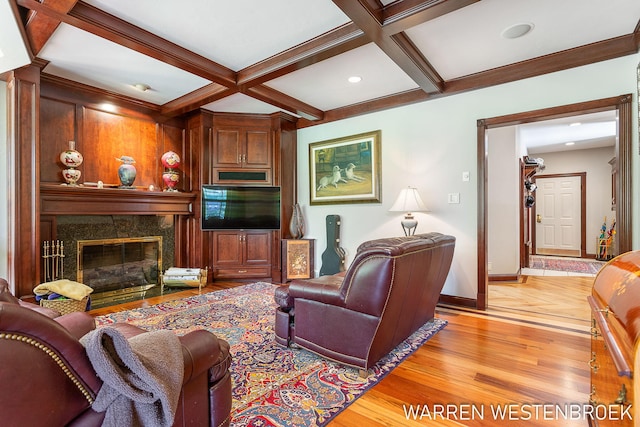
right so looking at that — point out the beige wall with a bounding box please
[487,126,520,275]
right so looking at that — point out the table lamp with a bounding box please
[389,186,427,236]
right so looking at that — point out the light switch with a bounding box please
[448,193,460,204]
[462,171,470,182]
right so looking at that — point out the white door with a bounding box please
[535,176,581,257]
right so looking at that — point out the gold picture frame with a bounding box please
[309,130,382,205]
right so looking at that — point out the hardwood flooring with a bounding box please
[87,276,593,426]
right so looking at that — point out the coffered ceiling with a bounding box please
[3,0,640,128]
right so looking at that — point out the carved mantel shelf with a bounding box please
[40,184,197,216]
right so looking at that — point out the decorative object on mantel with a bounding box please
[42,240,65,282]
[161,150,181,192]
[389,186,428,236]
[288,203,305,238]
[116,155,137,188]
[59,140,83,186]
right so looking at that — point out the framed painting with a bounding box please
[309,130,382,205]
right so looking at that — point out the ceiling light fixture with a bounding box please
[133,83,151,92]
[348,76,362,83]
[569,122,582,127]
[501,23,534,39]
[565,142,576,146]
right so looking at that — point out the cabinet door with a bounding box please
[213,129,242,167]
[212,231,243,265]
[244,231,271,265]
[245,129,271,168]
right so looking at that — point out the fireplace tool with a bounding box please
[42,240,65,282]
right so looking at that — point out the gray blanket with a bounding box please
[81,327,184,427]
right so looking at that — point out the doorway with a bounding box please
[477,94,633,310]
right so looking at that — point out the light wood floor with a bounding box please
[88,276,593,426]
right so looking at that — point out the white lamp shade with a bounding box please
[389,187,427,213]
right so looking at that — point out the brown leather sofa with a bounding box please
[0,290,232,427]
[274,232,455,371]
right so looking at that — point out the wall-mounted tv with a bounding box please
[201,185,281,230]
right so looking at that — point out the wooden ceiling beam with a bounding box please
[237,22,368,89]
[332,0,443,93]
[22,0,79,55]
[161,84,238,117]
[444,34,640,94]
[382,0,479,35]
[16,0,237,87]
[244,85,324,121]
[297,88,429,128]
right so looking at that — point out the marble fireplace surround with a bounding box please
[55,215,175,301]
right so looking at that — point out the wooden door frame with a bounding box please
[531,173,587,259]
[477,94,632,310]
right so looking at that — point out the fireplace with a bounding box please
[77,236,162,306]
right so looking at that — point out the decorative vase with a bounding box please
[162,171,180,191]
[116,156,137,188]
[59,141,83,186]
[161,151,181,192]
[289,203,305,239]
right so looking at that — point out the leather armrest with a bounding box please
[54,311,96,339]
[289,274,345,306]
[106,323,228,386]
[179,330,228,384]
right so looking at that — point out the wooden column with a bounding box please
[7,65,41,297]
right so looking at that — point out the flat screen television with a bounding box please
[201,185,281,230]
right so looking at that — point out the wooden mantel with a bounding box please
[40,184,197,216]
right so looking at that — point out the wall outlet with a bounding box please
[448,193,460,204]
[462,171,470,182]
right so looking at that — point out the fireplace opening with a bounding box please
[78,236,162,307]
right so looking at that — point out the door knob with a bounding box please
[536,214,542,223]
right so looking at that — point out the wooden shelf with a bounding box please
[40,183,197,215]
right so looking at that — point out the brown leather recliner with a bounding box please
[274,232,455,371]
[0,299,232,427]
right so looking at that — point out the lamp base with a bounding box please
[400,216,418,236]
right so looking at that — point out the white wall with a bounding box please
[0,81,8,280]
[487,126,520,275]
[535,146,616,255]
[297,53,639,300]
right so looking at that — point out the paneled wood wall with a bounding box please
[40,80,187,191]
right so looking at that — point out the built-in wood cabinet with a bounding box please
[211,230,272,279]
[193,112,298,282]
[211,124,272,184]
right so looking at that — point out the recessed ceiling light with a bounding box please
[565,142,576,146]
[501,23,534,39]
[569,122,581,127]
[348,76,362,83]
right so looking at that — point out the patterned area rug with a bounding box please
[95,282,447,426]
[529,255,606,274]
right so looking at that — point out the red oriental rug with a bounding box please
[95,282,447,427]
[529,255,606,275]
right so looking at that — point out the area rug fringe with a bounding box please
[96,282,447,427]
